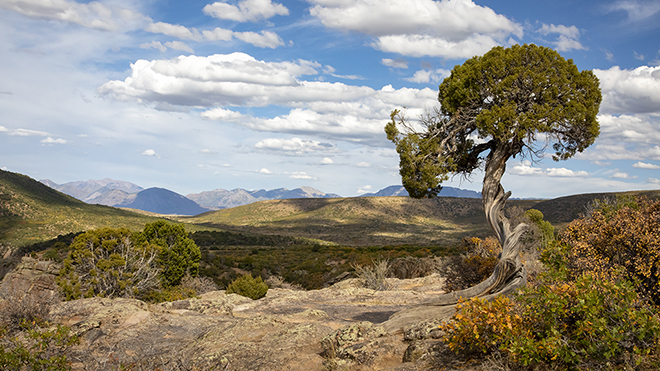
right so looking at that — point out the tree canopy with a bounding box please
[386,44,601,199]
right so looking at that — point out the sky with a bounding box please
[1,0,660,199]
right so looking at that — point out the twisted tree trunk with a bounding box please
[382,142,528,334]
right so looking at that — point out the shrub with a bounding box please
[0,322,79,371]
[351,259,393,291]
[560,197,660,304]
[225,274,268,300]
[0,289,79,371]
[57,228,161,300]
[440,236,660,370]
[440,237,500,292]
[388,256,441,279]
[138,221,202,288]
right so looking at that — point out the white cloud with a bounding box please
[536,24,585,52]
[594,66,660,114]
[611,171,637,179]
[146,22,202,40]
[382,58,408,69]
[140,41,167,52]
[255,137,335,154]
[633,161,660,169]
[164,41,194,53]
[200,149,217,155]
[40,137,67,144]
[233,31,284,48]
[649,177,660,185]
[203,0,289,22]
[0,126,7,132]
[597,114,660,143]
[510,161,588,177]
[321,157,334,164]
[357,162,370,167]
[202,28,233,41]
[0,0,150,32]
[145,22,282,48]
[259,168,272,174]
[404,68,450,84]
[357,185,372,194]
[286,171,316,180]
[607,0,660,22]
[101,53,437,144]
[308,0,522,59]
[142,149,158,156]
[9,128,49,136]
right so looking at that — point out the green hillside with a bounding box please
[180,196,540,246]
[0,170,161,253]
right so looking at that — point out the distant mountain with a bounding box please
[360,185,481,199]
[40,178,143,205]
[187,186,341,210]
[117,187,210,216]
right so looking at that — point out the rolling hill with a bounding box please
[179,196,540,246]
[0,170,161,253]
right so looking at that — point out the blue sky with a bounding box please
[1,0,659,198]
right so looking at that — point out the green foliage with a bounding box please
[524,209,555,249]
[561,197,660,304]
[386,44,601,198]
[57,227,161,300]
[0,321,79,371]
[139,220,201,288]
[225,274,268,300]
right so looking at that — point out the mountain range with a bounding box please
[40,178,481,216]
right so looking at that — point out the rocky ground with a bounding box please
[0,257,466,370]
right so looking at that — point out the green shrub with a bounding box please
[0,322,79,371]
[225,274,268,300]
[139,220,201,288]
[57,228,161,300]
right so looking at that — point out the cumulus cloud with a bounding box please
[146,22,202,40]
[0,0,150,32]
[611,171,637,179]
[255,137,335,154]
[0,126,8,132]
[594,65,660,114]
[597,114,660,143]
[634,161,660,169]
[320,157,334,164]
[510,161,589,177]
[404,68,450,84]
[259,168,272,174]
[649,177,660,185]
[286,171,316,180]
[40,137,67,144]
[101,53,437,144]
[382,58,408,69]
[142,149,158,156]
[203,0,289,22]
[357,162,370,167]
[307,0,522,58]
[536,23,585,52]
[200,149,217,155]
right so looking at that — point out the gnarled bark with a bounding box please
[382,142,528,334]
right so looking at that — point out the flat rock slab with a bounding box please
[44,275,447,370]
